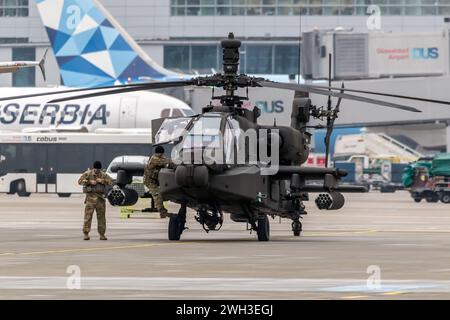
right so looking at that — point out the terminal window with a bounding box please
[0,37,27,44]
[164,44,299,75]
[171,0,450,16]
[0,0,29,17]
[12,47,35,87]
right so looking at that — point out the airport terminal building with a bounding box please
[0,0,450,152]
[0,0,450,87]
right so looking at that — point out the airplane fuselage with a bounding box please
[0,87,193,132]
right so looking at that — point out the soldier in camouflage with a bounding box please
[78,161,113,241]
[144,146,173,218]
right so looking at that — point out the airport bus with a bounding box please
[0,131,152,197]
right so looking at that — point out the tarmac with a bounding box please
[0,191,450,300]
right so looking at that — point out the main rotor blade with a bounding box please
[334,82,345,111]
[304,83,450,106]
[259,81,421,113]
[0,80,193,102]
[49,81,194,103]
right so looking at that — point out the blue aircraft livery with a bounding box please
[35,0,181,87]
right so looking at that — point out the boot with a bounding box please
[83,233,90,241]
[99,235,108,240]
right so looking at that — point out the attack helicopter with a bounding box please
[3,33,450,241]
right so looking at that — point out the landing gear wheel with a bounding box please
[257,215,270,242]
[168,215,185,241]
[168,204,187,241]
[292,220,302,237]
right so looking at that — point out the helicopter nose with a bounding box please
[175,165,209,188]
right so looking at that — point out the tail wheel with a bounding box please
[168,215,185,241]
[257,215,270,242]
[292,220,302,237]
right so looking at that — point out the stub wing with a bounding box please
[0,49,48,80]
[0,61,38,73]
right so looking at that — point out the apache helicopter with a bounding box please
[3,33,450,241]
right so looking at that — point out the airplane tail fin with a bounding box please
[35,0,180,87]
[39,48,49,81]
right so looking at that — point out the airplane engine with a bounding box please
[107,185,139,207]
[315,192,345,211]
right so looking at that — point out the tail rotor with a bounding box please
[324,54,344,168]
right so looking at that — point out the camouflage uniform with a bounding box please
[78,169,113,237]
[143,153,172,216]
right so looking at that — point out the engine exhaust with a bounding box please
[315,192,345,211]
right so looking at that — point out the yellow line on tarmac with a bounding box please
[304,230,379,237]
[382,291,404,296]
[342,295,369,299]
[0,253,14,257]
[378,229,450,234]
[0,243,184,257]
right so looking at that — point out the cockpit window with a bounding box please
[160,108,170,118]
[183,134,221,149]
[224,120,234,164]
[228,117,244,153]
[182,117,222,149]
[172,108,184,117]
[155,117,192,145]
[182,108,195,116]
[190,117,222,135]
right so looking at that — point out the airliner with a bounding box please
[0,87,194,132]
[0,0,195,133]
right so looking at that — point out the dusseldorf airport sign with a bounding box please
[369,32,448,77]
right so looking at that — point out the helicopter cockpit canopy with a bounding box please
[154,117,192,145]
[155,112,250,167]
[182,115,223,150]
[167,113,242,167]
[175,113,251,165]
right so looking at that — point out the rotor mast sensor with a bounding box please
[222,32,241,77]
[220,33,242,106]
